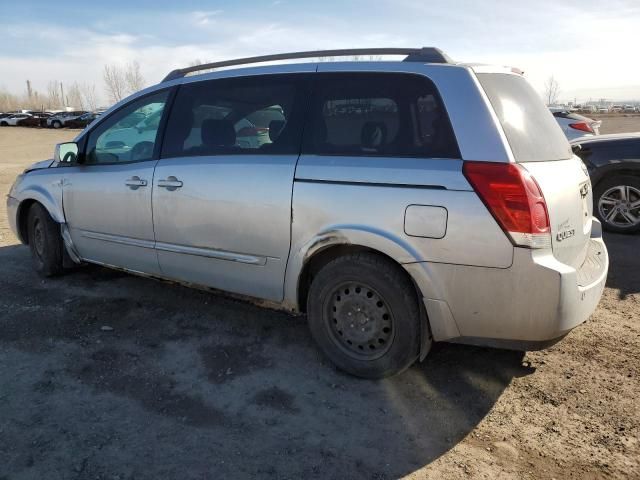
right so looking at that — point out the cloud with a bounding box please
[192,10,223,26]
[2,1,640,105]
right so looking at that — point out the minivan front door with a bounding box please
[63,90,170,274]
[151,73,310,301]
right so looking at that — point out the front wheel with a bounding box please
[307,252,422,379]
[52,120,62,129]
[594,175,640,233]
[0,121,8,126]
[27,203,64,276]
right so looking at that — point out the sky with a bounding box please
[1,0,639,106]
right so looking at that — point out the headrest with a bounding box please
[361,122,387,151]
[268,120,285,142]
[201,119,236,147]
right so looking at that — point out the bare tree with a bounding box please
[47,81,62,109]
[67,83,84,110]
[103,64,127,104]
[80,83,99,111]
[125,60,145,93]
[0,89,19,112]
[544,75,560,106]
[104,61,145,104]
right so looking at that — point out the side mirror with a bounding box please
[55,142,79,164]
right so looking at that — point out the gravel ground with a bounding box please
[0,127,638,479]
[591,114,640,134]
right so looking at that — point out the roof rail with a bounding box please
[162,47,452,82]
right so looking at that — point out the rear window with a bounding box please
[304,73,459,159]
[477,73,572,162]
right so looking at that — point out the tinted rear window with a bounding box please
[477,73,572,162]
[304,73,459,159]
[162,74,305,158]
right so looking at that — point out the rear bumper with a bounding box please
[407,220,609,349]
[6,195,20,241]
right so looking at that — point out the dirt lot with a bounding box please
[592,114,640,134]
[0,127,638,480]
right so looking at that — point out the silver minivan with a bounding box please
[6,48,609,378]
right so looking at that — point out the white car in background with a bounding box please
[549,108,601,141]
[0,113,32,126]
[46,111,87,129]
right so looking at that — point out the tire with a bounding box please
[52,120,62,129]
[0,121,8,126]
[307,252,422,379]
[594,175,640,234]
[27,203,64,277]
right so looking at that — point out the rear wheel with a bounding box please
[594,175,640,233]
[27,203,64,276]
[0,121,8,127]
[52,120,62,129]
[307,252,422,379]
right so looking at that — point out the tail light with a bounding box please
[463,161,551,249]
[569,122,594,134]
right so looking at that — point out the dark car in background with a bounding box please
[65,112,100,129]
[17,112,52,127]
[573,133,640,233]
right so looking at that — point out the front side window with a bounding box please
[161,75,305,158]
[85,90,169,164]
[305,73,459,158]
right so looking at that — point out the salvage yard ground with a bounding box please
[0,125,638,479]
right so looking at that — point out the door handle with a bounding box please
[157,176,183,191]
[125,176,147,189]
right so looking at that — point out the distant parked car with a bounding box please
[17,112,52,127]
[46,111,87,129]
[0,113,32,126]
[597,106,609,113]
[580,105,597,114]
[611,105,623,113]
[572,133,640,233]
[550,109,601,140]
[65,112,101,129]
[623,105,637,113]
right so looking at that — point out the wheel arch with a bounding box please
[285,227,438,358]
[15,191,65,244]
[591,162,640,189]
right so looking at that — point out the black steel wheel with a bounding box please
[326,281,395,360]
[27,203,64,276]
[307,252,423,379]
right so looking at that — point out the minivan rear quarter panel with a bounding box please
[286,66,516,312]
